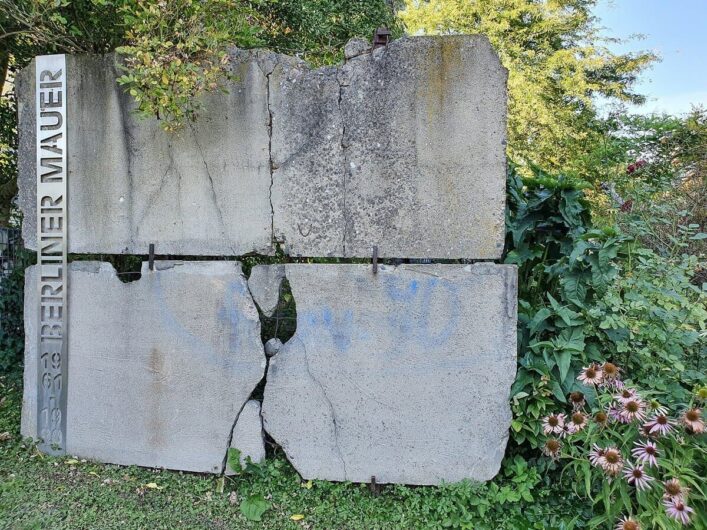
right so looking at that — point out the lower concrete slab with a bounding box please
[22,261,265,473]
[261,263,517,485]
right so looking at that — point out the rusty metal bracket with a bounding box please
[372,27,392,49]
[148,243,155,271]
[369,475,381,496]
[372,245,378,274]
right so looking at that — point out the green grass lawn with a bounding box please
[0,375,588,530]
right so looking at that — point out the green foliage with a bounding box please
[587,109,707,257]
[240,493,270,521]
[505,166,705,452]
[0,251,31,377]
[0,93,17,225]
[258,0,400,65]
[398,0,656,179]
[116,0,264,131]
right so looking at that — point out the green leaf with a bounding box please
[227,448,242,473]
[240,494,269,521]
[554,350,572,381]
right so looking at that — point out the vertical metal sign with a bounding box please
[36,55,68,455]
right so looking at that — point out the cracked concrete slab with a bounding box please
[21,261,265,472]
[262,263,517,485]
[18,51,274,256]
[226,400,266,473]
[270,35,507,258]
[18,35,506,259]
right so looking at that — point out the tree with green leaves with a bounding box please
[398,0,656,179]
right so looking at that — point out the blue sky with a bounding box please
[594,0,707,115]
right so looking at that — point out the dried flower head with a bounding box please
[681,408,704,434]
[577,364,603,385]
[594,410,608,427]
[663,498,694,525]
[569,391,586,410]
[543,438,562,459]
[568,411,588,433]
[615,516,641,530]
[601,447,623,477]
[663,478,689,502]
[644,413,675,436]
[542,413,566,436]
[631,440,659,467]
[602,362,620,380]
[623,462,654,491]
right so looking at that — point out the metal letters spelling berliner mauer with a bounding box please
[35,54,68,455]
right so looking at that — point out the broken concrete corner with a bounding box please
[226,400,266,474]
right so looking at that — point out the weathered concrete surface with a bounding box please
[227,400,266,473]
[269,57,347,257]
[271,35,508,258]
[262,263,517,485]
[18,36,507,259]
[22,261,265,472]
[18,51,273,256]
[248,264,285,317]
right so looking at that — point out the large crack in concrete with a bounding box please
[297,335,348,479]
[337,70,350,257]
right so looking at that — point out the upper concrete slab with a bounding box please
[18,51,274,256]
[22,261,265,472]
[18,36,507,259]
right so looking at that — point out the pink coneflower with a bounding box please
[542,413,566,435]
[568,411,588,433]
[542,438,562,459]
[631,440,659,467]
[663,478,689,502]
[623,462,654,491]
[615,387,639,404]
[577,364,603,385]
[620,398,647,423]
[569,391,586,410]
[600,447,623,477]
[681,408,704,434]
[608,404,623,423]
[589,444,605,467]
[644,413,675,436]
[614,516,641,530]
[663,498,694,525]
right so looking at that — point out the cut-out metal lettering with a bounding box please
[36,54,68,455]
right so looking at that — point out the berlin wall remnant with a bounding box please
[22,261,266,473]
[17,35,507,259]
[19,35,517,485]
[262,263,517,485]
